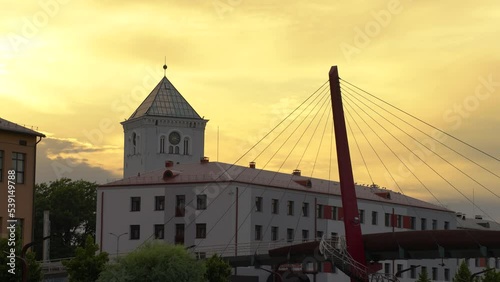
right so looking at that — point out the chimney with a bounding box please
[249,162,256,169]
[201,156,209,164]
[292,169,301,176]
[165,160,174,167]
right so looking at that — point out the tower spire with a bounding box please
[163,56,167,77]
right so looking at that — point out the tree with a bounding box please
[453,260,472,282]
[62,235,109,282]
[34,178,98,259]
[204,254,232,282]
[480,268,500,282]
[97,242,205,282]
[416,267,431,282]
[0,230,42,282]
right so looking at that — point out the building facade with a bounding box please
[0,117,45,243]
[96,73,499,281]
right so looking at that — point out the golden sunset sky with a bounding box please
[1,0,499,220]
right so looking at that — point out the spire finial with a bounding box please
[163,56,167,77]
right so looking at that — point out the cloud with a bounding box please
[36,137,122,184]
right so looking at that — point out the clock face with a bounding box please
[169,132,181,145]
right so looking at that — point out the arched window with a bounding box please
[159,136,165,153]
[183,138,190,155]
[168,145,173,154]
[174,146,180,154]
[132,132,137,155]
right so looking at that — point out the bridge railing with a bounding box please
[39,258,72,274]
[192,237,322,258]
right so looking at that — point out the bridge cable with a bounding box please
[340,79,500,163]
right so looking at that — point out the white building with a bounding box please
[96,73,499,282]
[122,75,207,178]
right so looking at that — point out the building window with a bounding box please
[130,225,140,240]
[0,150,3,182]
[159,136,165,153]
[396,215,402,228]
[444,221,450,230]
[331,232,338,242]
[432,267,438,280]
[475,258,480,267]
[359,209,365,224]
[421,266,427,277]
[15,218,24,241]
[271,226,278,241]
[175,224,184,244]
[154,224,164,239]
[197,194,207,210]
[302,230,309,242]
[174,146,180,154]
[255,197,263,212]
[195,252,206,259]
[255,225,262,241]
[287,228,294,243]
[316,231,323,240]
[302,202,309,217]
[421,218,427,230]
[11,152,25,184]
[287,201,294,216]
[332,206,337,219]
[384,263,391,275]
[372,211,378,225]
[155,196,165,211]
[385,213,391,227]
[317,205,323,219]
[132,132,137,155]
[432,219,438,230]
[131,197,141,212]
[444,268,450,281]
[396,264,403,278]
[183,138,190,155]
[168,145,173,154]
[271,199,279,214]
[410,265,417,279]
[196,224,207,239]
[410,217,416,230]
[176,195,185,217]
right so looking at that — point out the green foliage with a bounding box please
[0,237,21,282]
[416,268,431,282]
[26,251,43,282]
[480,268,500,282]
[453,260,472,282]
[0,231,42,282]
[62,235,109,282]
[204,254,232,282]
[97,242,205,282]
[34,178,98,259]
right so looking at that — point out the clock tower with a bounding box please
[122,70,208,178]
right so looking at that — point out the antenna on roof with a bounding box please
[163,56,167,77]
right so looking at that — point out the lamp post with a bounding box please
[109,232,128,258]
